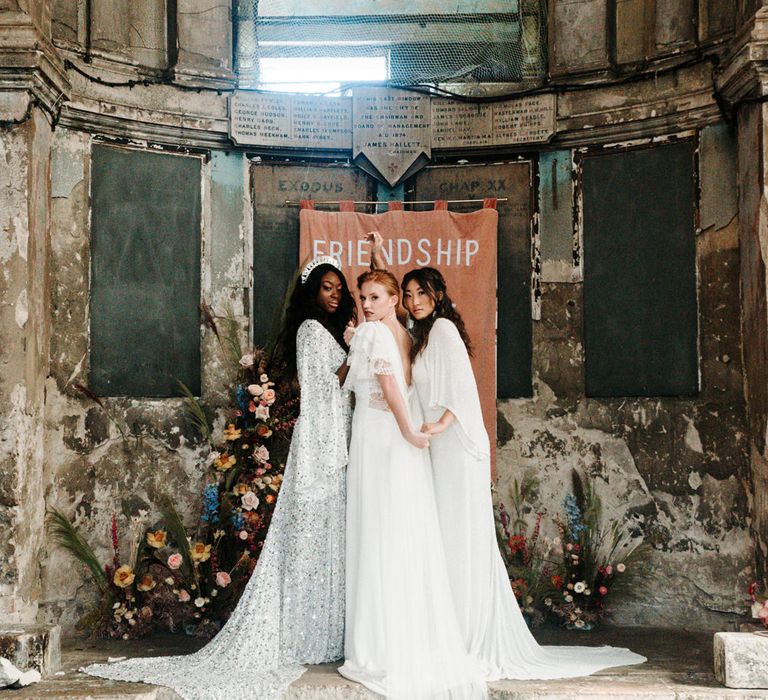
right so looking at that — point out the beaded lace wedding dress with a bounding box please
[339,321,487,699]
[82,319,351,700]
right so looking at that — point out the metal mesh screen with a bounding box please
[235,0,547,91]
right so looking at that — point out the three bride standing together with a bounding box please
[83,233,644,699]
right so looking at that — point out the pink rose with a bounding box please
[616,563,626,573]
[239,530,248,540]
[247,384,263,396]
[599,586,608,596]
[759,602,768,620]
[239,354,255,368]
[178,589,191,602]
[604,565,613,576]
[167,553,183,570]
[216,571,231,588]
[262,389,276,405]
[254,446,270,464]
[242,491,260,511]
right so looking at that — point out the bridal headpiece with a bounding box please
[300,255,341,284]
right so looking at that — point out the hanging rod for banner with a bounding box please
[283,198,508,206]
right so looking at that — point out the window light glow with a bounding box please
[257,56,388,94]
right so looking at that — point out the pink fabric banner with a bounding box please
[299,208,498,456]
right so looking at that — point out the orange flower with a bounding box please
[214,453,236,471]
[256,424,272,439]
[223,424,242,441]
[265,494,276,505]
[190,542,211,562]
[551,575,564,590]
[136,573,156,592]
[113,565,135,588]
[233,483,249,496]
[146,530,167,549]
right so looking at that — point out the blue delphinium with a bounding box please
[231,512,245,530]
[201,483,220,524]
[563,494,586,537]
[236,385,250,413]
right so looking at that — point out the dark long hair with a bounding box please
[401,267,473,362]
[274,264,357,376]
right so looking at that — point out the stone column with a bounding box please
[0,105,53,623]
[718,4,768,582]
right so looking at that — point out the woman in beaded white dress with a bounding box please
[339,270,487,700]
[83,256,356,700]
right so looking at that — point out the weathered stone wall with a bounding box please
[0,109,53,623]
[0,0,765,635]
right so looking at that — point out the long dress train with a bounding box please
[339,320,487,700]
[82,319,351,700]
[413,318,646,680]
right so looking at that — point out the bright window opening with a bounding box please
[257,56,388,94]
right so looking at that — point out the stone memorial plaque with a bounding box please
[230,93,352,149]
[353,87,431,187]
[230,92,292,146]
[431,100,494,149]
[493,94,556,145]
[290,96,352,149]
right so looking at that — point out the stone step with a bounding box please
[0,623,61,678]
[714,631,768,689]
[9,628,768,699]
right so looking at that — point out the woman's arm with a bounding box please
[366,231,387,271]
[336,362,350,384]
[377,373,429,449]
[421,409,455,436]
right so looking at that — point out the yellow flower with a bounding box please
[190,542,211,562]
[214,453,236,471]
[136,573,156,592]
[146,530,167,549]
[113,565,135,588]
[223,424,242,441]
[233,483,249,496]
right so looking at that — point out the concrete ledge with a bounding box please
[714,631,768,689]
[0,624,61,677]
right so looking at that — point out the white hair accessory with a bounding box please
[300,255,341,284]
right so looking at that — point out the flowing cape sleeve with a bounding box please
[292,319,350,494]
[343,321,396,392]
[421,318,490,460]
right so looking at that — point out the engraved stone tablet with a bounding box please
[493,94,556,145]
[431,100,494,149]
[352,87,431,187]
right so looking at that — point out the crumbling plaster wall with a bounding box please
[37,130,253,630]
[0,109,53,623]
[0,0,762,633]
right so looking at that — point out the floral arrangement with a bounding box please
[50,319,300,640]
[547,471,644,630]
[494,477,559,627]
[748,581,768,627]
[494,470,646,630]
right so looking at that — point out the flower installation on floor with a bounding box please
[49,318,300,640]
[495,471,647,630]
[748,580,768,628]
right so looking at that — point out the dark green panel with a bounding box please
[90,145,201,397]
[410,162,532,398]
[582,141,698,397]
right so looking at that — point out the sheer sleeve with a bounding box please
[422,318,490,460]
[343,322,398,393]
[291,320,351,495]
[296,319,342,398]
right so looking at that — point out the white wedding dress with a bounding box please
[413,318,646,680]
[82,319,351,700]
[339,321,487,700]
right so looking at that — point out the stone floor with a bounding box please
[9,627,768,699]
